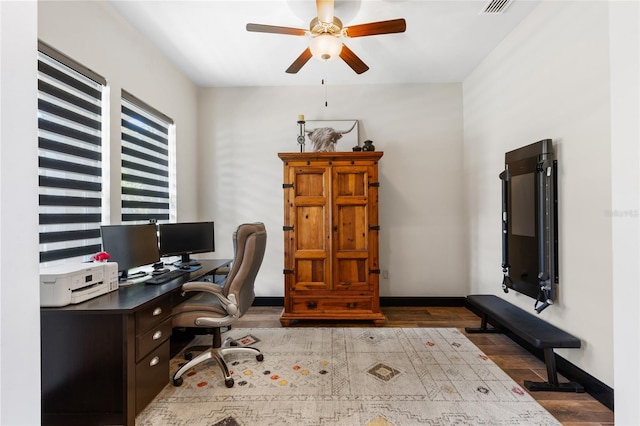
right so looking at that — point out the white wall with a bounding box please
[609,1,640,423]
[197,84,466,298]
[0,2,41,424]
[463,0,615,388]
[38,0,201,222]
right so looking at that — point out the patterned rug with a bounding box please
[137,328,560,425]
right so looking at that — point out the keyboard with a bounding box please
[118,274,152,286]
[145,268,189,285]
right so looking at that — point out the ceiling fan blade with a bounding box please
[286,48,313,74]
[246,23,306,36]
[339,44,369,74]
[343,19,407,38]
[316,0,335,23]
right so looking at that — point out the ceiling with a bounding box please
[109,0,540,87]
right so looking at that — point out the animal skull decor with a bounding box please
[306,121,358,152]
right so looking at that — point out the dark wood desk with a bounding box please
[41,259,231,426]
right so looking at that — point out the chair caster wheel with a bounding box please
[172,377,183,387]
[225,378,234,388]
[256,354,264,362]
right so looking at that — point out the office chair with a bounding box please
[171,222,267,388]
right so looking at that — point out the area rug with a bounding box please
[136,328,560,426]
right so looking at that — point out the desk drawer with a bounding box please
[136,340,170,415]
[136,296,171,334]
[136,317,172,362]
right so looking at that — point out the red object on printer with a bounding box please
[92,251,110,262]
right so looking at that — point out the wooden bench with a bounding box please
[466,294,584,392]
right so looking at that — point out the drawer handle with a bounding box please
[152,307,162,316]
[152,330,163,340]
[149,356,160,367]
[306,301,318,310]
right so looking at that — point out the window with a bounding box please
[37,41,107,265]
[120,91,175,224]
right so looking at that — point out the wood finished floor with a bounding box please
[234,305,614,426]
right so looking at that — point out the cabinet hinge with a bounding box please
[283,269,294,274]
[283,226,294,231]
[369,225,380,231]
[369,182,380,187]
[282,183,294,189]
[369,269,381,274]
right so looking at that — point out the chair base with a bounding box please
[172,335,263,388]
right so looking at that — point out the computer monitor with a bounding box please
[100,223,160,281]
[158,221,215,267]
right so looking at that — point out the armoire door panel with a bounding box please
[295,206,327,250]
[335,258,370,291]
[294,167,327,197]
[293,256,328,290]
[334,167,368,197]
[335,205,368,251]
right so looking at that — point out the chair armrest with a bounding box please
[181,281,238,316]
[182,281,224,294]
[214,266,230,275]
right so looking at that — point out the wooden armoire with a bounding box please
[278,151,385,326]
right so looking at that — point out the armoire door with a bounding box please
[331,164,376,293]
[284,165,331,292]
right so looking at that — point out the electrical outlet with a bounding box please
[382,270,389,279]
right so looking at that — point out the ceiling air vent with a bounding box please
[481,0,514,14]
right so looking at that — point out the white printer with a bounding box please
[40,262,119,307]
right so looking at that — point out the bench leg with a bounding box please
[524,348,584,392]
[465,313,503,334]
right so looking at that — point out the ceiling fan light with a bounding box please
[310,34,342,62]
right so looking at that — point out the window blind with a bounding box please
[37,41,107,265]
[120,91,175,224]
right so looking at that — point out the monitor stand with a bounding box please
[175,254,201,268]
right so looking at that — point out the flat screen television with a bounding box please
[100,223,160,281]
[500,139,558,313]
[158,221,215,267]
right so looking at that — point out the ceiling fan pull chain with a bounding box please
[322,78,328,107]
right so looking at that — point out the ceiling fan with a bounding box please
[246,0,406,75]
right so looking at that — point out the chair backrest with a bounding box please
[223,222,267,316]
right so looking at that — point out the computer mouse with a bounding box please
[179,265,191,270]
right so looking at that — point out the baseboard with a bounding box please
[252,296,467,307]
[253,297,284,306]
[380,297,467,307]
[556,353,614,410]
